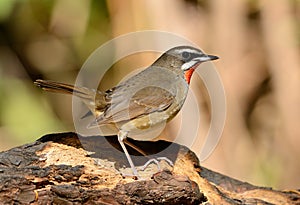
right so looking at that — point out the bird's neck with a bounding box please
[184,68,195,84]
[184,62,202,84]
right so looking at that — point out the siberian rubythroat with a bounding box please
[35,46,219,176]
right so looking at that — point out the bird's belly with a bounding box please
[95,124,119,136]
[125,121,167,141]
[120,108,179,141]
[94,98,184,141]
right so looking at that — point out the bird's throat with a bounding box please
[184,68,195,84]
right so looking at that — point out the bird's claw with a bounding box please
[138,157,174,171]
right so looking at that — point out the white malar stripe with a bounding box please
[181,60,198,71]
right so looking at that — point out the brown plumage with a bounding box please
[35,46,219,177]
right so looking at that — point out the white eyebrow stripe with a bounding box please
[173,48,202,55]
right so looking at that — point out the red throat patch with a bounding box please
[184,68,195,84]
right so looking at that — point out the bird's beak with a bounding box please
[196,55,219,62]
[181,54,219,71]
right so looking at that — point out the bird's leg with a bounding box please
[124,139,147,156]
[118,131,139,177]
[124,139,174,172]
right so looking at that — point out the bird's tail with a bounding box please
[34,79,95,99]
[34,79,106,114]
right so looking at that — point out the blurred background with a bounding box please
[0,0,299,189]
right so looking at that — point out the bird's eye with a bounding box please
[182,51,190,59]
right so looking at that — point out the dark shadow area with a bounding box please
[37,132,180,169]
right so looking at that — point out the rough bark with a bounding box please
[0,132,299,204]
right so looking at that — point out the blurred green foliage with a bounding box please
[0,77,65,143]
[0,0,111,150]
[0,0,17,22]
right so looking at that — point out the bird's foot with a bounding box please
[138,157,174,172]
[118,157,174,180]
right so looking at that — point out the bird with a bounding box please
[34,45,219,177]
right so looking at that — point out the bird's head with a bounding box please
[153,46,219,84]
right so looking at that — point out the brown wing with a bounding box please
[93,86,175,125]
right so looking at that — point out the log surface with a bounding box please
[0,132,299,204]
